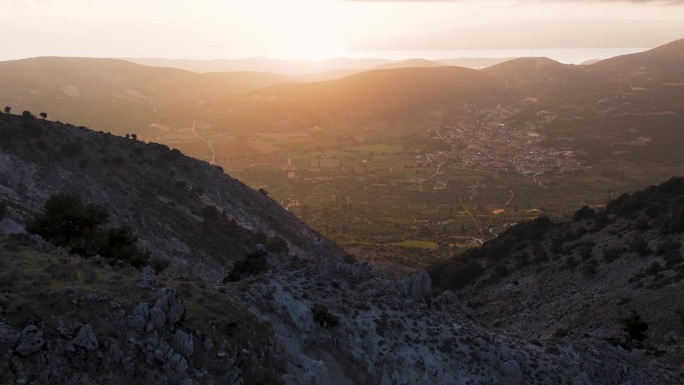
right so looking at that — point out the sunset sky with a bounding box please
[2,0,683,62]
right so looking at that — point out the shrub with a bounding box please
[0,201,7,221]
[603,248,623,264]
[574,206,596,222]
[27,193,146,265]
[624,311,648,342]
[201,205,219,222]
[224,251,268,282]
[582,259,599,277]
[266,235,289,253]
[311,304,339,328]
[629,238,651,257]
[27,193,108,249]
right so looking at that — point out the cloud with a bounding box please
[342,0,684,3]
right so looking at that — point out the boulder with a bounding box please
[500,359,522,385]
[16,325,44,356]
[399,270,432,303]
[173,329,194,359]
[316,257,335,280]
[136,266,157,288]
[153,288,186,325]
[69,323,99,351]
[0,323,20,343]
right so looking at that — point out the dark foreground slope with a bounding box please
[0,113,335,279]
[430,177,684,366]
[0,115,680,384]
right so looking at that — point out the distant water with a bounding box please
[346,47,650,65]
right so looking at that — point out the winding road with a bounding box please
[190,120,216,164]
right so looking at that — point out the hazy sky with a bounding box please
[1,0,683,61]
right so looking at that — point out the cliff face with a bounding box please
[0,115,679,384]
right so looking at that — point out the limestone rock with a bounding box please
[149,306,167,330]
[0,323,20,343]
[153,288,186,325]
[315,257,335,280]
[500,359,522,385]
[136,266,157,288]
[399,270,432,303]
[16,325,44,356]
[69,323,99,351]
[173,329,194,359]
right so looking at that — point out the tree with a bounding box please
[39,112,47,120]
[27,193,108,248]
[0,201,7,221]
[574,205,596,222]
[624,311,649,343]
[3,106,10,114]
[21,110,34,119]
[130,133,137,140]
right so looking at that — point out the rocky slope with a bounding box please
[0,113,338,280]
[0,115,681,384]
[431,177,684,368]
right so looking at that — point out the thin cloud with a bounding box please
[342,0,684,3]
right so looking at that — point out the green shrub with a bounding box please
[624,311,648,342]
[629,238,651,257]
[266,235,289,253]
[311,304,339,328]
[0,201,7,221]
[602,248,624,264]
[582,259,599,277]
[574,206,595,222]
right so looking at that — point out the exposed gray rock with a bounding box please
[107,339,124,365]
[0,323,20,343]
[399,270,432,303]
[68,324,99,351]
[153,288,186,325]
[136,266,158,288]
[500,359,522,385]
[203,337,214,352]
[315,257,335,280]
[173,330,194,359]
[149,306,167,330]
[15,325,44,356]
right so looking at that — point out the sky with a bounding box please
[1,0,683,62]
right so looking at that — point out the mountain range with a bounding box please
[3,39,682,168]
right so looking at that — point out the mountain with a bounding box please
[295,58,445,82]
[0,112,328,280]
[429,177,684,366]
[593,38,684,79]
[174,66,501,132]
[0,114,679,384]
[124,57,392,76]
[0,57,293,135]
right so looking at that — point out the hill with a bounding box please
[0,114,679,384]
[0,57,292,135]
[429,177,684,366]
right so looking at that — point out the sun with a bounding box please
[234,0,351,60]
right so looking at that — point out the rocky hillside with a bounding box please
[430,177,684,367]
[0,113,338,280]
[0,114,681,384]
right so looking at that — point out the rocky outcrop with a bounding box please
[399,270,432,304]
[130,288,186,333]
[68,324,99,351]
[15,325,44,356]
[135,266,157,288]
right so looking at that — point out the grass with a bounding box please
[391,239,438,250]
